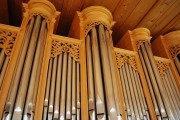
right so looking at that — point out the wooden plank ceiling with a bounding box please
[0,0,180,45]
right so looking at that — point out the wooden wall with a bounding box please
[0,0,179,44]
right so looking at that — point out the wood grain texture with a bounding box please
[0,0,179,44]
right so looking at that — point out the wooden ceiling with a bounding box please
[0,0,180,44]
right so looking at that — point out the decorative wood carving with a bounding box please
[0,28,18,56]
[51,39,80,61]
[163,31,180,59]
[78,6,115,36]
[154,56,170,77]
[22,0,60,27]
[115,50,137,71]
[130,28,152,50]
[155,60,169,77]
[169,45,180,59]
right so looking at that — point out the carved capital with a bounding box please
[23,0,60,25]
[51,39,80,61]
[164,30,180,59]
[0,27,18,56]
[130,28,152,50]
[78,6,115,36]
[115,51,137,70]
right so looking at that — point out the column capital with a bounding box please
[23,0,60,25]
[78,6,115,36]
[164,30,180,48]
[130,28,152,42]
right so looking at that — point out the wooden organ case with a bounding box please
[0,0,179,120]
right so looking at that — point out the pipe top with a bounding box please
[130,28,152,42]
[79,6,115,35]
[24,0,59,22]
[164,30,180,47]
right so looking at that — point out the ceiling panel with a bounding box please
[0,0,179,44]
[112,0,157,43]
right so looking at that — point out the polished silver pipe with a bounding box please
[133,70,148,116]
[12,16,42,120]
[44,59,53,107]
[125,62,138,119]
[167,67,180,100]
[72,59,76,118]
[174,56,180,73]
[60,52,68,119]
[130,67,143,119]
[77,62,80,120]
[4,17,35,119]
[53,54,63,119]
[23,20,47,119]
[119,67,129,114]
[140,44,166,117]
[43,59,53,120]
[105,29,121,119]
[48,56,57,120]
[66,54,72,119]
[85,34,96,119]
[163,73,179,119]
[0,56,9,88]
[122,63,134,117]
[90,27,106,119]
[143,42,174,119]
[98,24,117,119]
[138,49,160,116]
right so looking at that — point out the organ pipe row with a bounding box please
[0,1,180,120]
[43,52,81,120]
[85,25,121,120]
[115,50,150,120]
[3,15,47,120]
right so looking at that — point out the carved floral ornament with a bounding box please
[163,30,180,59]
[115,51,138,71]
[169,45,180,59]
[155,60,169,77]
[51,39,80,62]
[78,6,115,36]
[0,28,18,56]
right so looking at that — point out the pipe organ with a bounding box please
[0,0,179,120]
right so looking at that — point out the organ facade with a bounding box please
[0,0,179,120]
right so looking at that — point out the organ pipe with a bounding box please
[174,56,180,74]
[117,59,151,120]
[90,27,106,119]
[98,24,117,119]
[105,30,121,119]
[60,52,68,119]
[86,34,96,119]
[66,54,72,119]
[1,2,180,120]
[54,54,62,119]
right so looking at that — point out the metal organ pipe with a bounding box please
[90,27,106,119]
[98,24,117,120]
[86,34,96,119]
[72,59,77,119]
[2,15,48,120]
[60,52,68,120]
[174,56,180,74]
[105,29,121,119]
[54,54,63,119]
